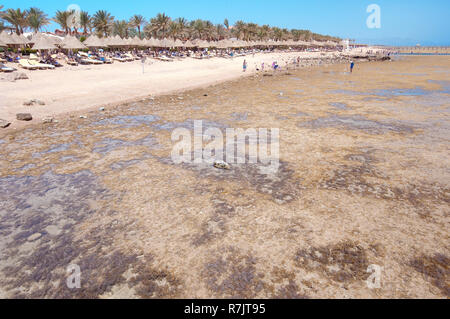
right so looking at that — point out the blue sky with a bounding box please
[2,0,449,45]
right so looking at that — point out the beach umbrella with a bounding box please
[143,37,156,47]
[173,39,184,48]
[183,40,196,48]
[215,39,228,49]
[0,38,7,48]
[159,38,173,48]
[60,35,86,50]
[32,37,57,50]
[28,32,62,45]
[10,33,28,46]
[83,35,105,48]
[131,36,143,47]
[0,31,19,45]
[195,40,211,48]
[312,40,325,47]
[106,35,122,47]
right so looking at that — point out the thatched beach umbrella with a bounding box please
[143,37,156,47]
[28,32,62,46]
[195,40,211,49]
[83,35,105,48]
[0,38,7,48]
[107,35,125,48]
[0,31,19,45]
[130,36,143,47]
[183,40,196,48]
[32,37,57,50]
[159,38,174,48]
[173,39,184,48]
[59,35,86,50]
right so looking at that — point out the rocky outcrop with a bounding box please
[16,113,33,121]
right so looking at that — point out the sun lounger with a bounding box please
[124,53,139,61]
[113,57,128,62]
[157,56,174,62]
[29,53,40,61]
[18,59,39,70]
[0,63,15,72]
[28,60,56,69]
[65,58,78,66]
[99,57,113,64]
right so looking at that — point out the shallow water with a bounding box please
[0,56,449,299]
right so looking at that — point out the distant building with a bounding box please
[341,39,350,51]
[54,29,66,37]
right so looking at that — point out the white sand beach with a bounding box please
[0,48,383,129]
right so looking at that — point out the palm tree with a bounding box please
[53,10,71,34]
[174,17,189,40]
[191,19,204,40]
[113,20,129,38]
[2,8,28,34]
[168,21,181,40]
[27,7,49,33]
[92,10,114,37]
[149,13,170,39]
[130,14,145,38]
[216,24,226,40]
[233,20,246,40]
[79,11,91,35]
[224,18,229,30]
[203,21,215,41]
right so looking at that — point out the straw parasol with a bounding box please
[0,38,7,48]
[59,35,86,50]
[32,36,57,50]
[28,32,62,46]
[158,38,173,48]
[173,39,184,48]
[0,31,19,45]
[83,35,105,48]
[194,40,211,48]
[183,40,196,48]
[10,33,28,46]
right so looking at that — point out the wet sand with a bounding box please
[0,56,449,298]
[0,50,361,129]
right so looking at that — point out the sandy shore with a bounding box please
[0,55,448,298]
[0,49,382,130]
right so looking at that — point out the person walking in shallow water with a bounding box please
[350,61,355,73]
[243,59,248,72]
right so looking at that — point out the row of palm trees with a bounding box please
[0,5,340,43]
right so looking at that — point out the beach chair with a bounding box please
[65,58,79,66]
[113,56,128,62]
[28,59,56,70]
[29,53,40,61]
[18,59,39,70]
[124,53,138,61]
[0,63,16,72]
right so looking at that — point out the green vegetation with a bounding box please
[0,5,340,42]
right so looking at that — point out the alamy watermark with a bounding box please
[171,121,280,174]
[366,264,382,289]
[66,264,81,289]
[366,4,381,29]
[66,4,82,31]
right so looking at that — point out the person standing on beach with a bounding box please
[350,61,355,73]
[243,59,248,72]
[141,56,147,74]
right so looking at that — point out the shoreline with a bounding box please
[0,49,386,136]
